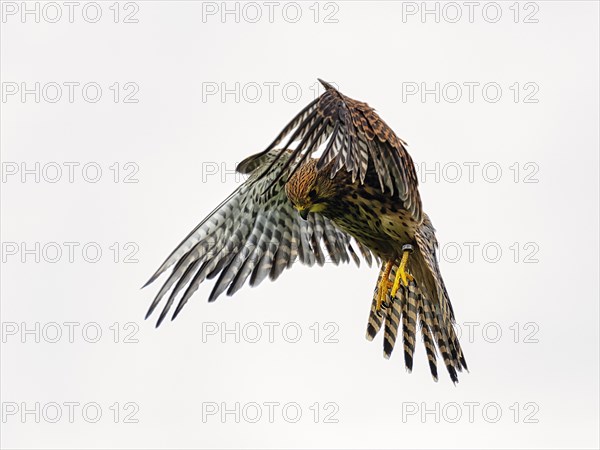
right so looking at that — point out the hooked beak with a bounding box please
[297,207,310,220]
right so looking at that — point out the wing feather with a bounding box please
[145,151,373,326]
[258,79,422,222]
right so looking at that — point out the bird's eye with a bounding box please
[308,189,318,200]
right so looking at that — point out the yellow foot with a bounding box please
[390,245,415,298]
[375,261,393,311]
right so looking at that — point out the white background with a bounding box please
[1,1,599,449]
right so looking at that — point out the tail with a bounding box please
[366,215,467,383]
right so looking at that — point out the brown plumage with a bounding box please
[145,79,467,383]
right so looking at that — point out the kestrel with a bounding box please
[145,79,467,382]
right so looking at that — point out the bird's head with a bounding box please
[284,159,336,220]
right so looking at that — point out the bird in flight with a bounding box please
[145,79,467,382]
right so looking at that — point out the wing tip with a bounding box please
[141,273,159,289]
[144,308,154,321]
[155,308,169,328]
[317,78,335,91]
[145,299,159,321]
[171,302,185,321]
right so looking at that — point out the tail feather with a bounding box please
[402,281,418,372]
[383,279,402,359]
[366,269,386,341]
[365,251,467,382]
[443,308,468,372]
[417,295,439,381]
[427,302,459,383]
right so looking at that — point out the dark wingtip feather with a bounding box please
[171,300,186,321]
[145,293,163,321]
[207,286,221,302]
[142,273,159,289]
[317,78,335,90]
[155,305,170,328]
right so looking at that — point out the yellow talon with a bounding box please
[375,261,393,311]
[390,246,415,298]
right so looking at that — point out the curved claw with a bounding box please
[390,248,415,298]
[400,269,415,288]
[375,261,393,311]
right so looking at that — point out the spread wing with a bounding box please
[144,151,374,327]
[244,79,422,222]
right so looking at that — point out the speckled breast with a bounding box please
[324,180,419,260]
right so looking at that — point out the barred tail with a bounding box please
[380,267,420,372]
[402,280,418,371]
[365,265,421,371]
[365,256,467,383]
[418,297,439,381]
[366,268,387,341]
